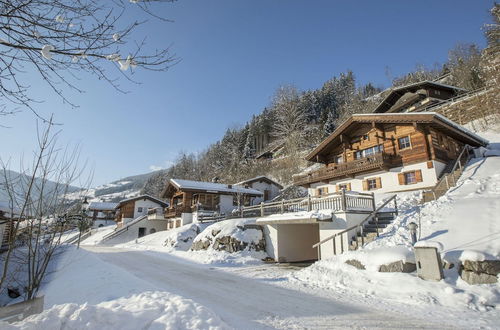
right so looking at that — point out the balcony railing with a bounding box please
[293,152,392,186]
[239,190,375,218]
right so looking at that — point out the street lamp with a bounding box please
[408,222,418,245]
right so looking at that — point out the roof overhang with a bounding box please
[305,113,488,162]
[373,81,467,113]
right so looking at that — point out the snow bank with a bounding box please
[344,246,415,272]
[292,251,500,313]
[459,250,487,262]
[80,226,115,246]
[3,291,228,330]
[115,223,209,252]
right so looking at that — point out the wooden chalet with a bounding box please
[160,179,263,225]
[293,112,487,194]
[114,195,168,225]
[373,81,466,114]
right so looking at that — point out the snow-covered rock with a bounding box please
[191,218,266,254]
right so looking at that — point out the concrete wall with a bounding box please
[309,160,445,196]
[318,212,370,259]
[104,218,168,245]
[263,224,278,261]
[181,213,193,226]
[263,223,319,262]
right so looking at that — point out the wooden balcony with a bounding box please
[164,206,191,218]
[293,152,393,186]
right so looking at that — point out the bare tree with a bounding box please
[0,117,89,302]
[0,0,178,120]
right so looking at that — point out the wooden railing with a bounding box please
[312,194,398,258]
[239,190,375,218]
[422,145,471,203]
[293,152,392,186]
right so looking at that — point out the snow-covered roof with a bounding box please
[88,202,118,211]
[115,195,168,209]
[234,176,283,189]
[170,179,263,196]
[373,81,467,113]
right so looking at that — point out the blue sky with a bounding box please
[0,0,494,186]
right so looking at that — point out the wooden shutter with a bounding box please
[398,173,405,185]
[415,170,423,182]
[427,161,434,169]
[347,183,351,191]
[325,187,330,194]
[362,180,368,191]
[375,177,382,189]
[335,185,339,192]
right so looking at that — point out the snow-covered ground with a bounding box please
[4,129,499,329]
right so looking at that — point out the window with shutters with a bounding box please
[398,136,411,150]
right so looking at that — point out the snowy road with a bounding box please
[83,246,450,329]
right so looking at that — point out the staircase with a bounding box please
[349,210,397,250]
[312,195,398,258]
[421,145,472,203]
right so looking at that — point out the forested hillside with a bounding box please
[142,4,499,198]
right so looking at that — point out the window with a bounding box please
[335,155,344,164]
[405,171,417,184]
[338,184,349,191]
[367,179,377,190]
[354,145,383,159]
[317,187,328,196]
[137,207,143,213]
[398,136,411,150]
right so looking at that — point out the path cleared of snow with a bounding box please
[80,246,446,329]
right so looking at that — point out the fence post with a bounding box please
[341,189,347,211]
[307,195,312,212]
[370,192,376,211]
[260,202,264,217]
[281,199,285,213]
[393,197,398,215]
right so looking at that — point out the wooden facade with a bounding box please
[160,179,263,219]
[294,113,487,187]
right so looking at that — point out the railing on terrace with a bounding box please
[422,144,472,203]
[312,194,398,258]
[239,189,375,218]
[293,152,392,186]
